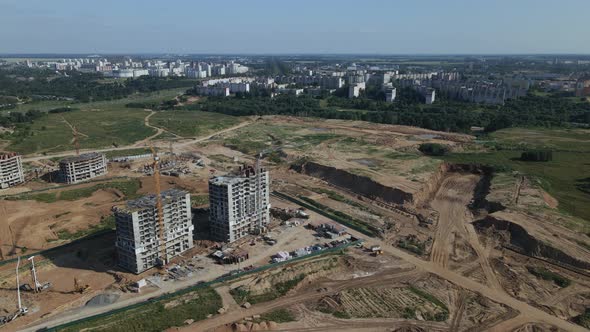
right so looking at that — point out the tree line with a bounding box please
[0,69,197,102]
[184,93,590,133]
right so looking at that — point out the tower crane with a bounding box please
[149,145,167,266]
[73,125,80,156]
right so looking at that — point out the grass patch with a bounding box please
[149,110,241,137]
[259,309,296,323]
[574,308,590,329]
[59,286,222,332]
[224,137,268,155]
[55,215,115,241]
[8,178,141,202]
[6,108,156,154]
[191,194,209,206]
[333,311,351,319]
[526,266,571,287]
[407,286,449,321]
[230,274,305,305]
[443,127,590,223]
[397,236,426,256]
[407,286,449,311]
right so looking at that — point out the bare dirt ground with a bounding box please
[3,116,590,331]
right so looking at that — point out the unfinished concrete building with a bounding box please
[58,152,107,184]
[114,189,194,274]
[209,163,270,243]
[0,152,25,189]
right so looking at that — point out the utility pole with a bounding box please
[16,257,22,312]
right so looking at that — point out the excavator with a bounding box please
[73,277,91,294]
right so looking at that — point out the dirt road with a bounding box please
[430,173,503,291]
[178,227,586,332]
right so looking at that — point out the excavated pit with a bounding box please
[291,161,414,205]
[291,160,502,213]
[474,215,590,271]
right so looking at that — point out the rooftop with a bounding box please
[115,189,188,214]
[60,152,105,164]
[0,152,19,160]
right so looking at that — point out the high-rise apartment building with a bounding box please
[59,153,107,184]
[0,152,24,189]
[208,164,270,243]
[114,189,194,274]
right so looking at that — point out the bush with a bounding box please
[520,150,553,162]
[418,143,449,156]
[260,309,295,323]
[48,107,76,113]
[526,266,570,287]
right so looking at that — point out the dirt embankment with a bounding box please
[474,215,590,271]
[291,161,414,205]
[413,162,450,207]
[413,162,500,211]
[238,255,341,295]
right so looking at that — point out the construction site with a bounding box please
[0,115,590,331]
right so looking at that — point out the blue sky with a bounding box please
[1,0,588,54]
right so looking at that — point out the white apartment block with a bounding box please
[195,86,230,97]
[59,152,108,184]
[114,189,194,274]
[209,165,270,243]
[385,88,397,103]
[425,88,436,104]
[0,153,25,189]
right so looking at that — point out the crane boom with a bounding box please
[149,145,167,266]
[73,125,80,156]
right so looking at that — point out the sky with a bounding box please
[1,0,589,54]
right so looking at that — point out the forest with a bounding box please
[187,92,590,133]
[0,68,196,102]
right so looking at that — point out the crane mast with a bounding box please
[73,125,80,156]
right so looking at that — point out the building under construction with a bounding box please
[209,163,270,243]
[114,189,194,274]
[0,153,24,189]
[58,152,107,184]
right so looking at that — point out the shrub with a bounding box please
[520,150,553,162]
[418,143,449,156]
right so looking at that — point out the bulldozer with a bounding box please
[73,277,91,294]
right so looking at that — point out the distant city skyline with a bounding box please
[1,0,589,54]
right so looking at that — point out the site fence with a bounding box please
[271,190,378,237]
[47,239,362,331]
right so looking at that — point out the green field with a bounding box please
[59,287,222,332]
[6,88,186,114]
[1,88,196,154]
[149,110,242,137]
[6,108,155,154]
[443,127,590,223]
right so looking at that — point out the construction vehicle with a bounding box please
[370,245,383,256]
[73,277,91,294]
[149,145,168,267]
[26,256,51,292]
[3,257,29,325]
